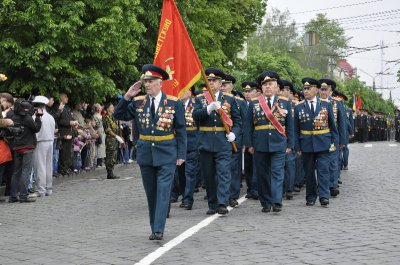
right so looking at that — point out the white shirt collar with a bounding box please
[308,96,317,103]
[215,91,220,100]
[265,95,275,102]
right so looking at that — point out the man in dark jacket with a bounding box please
[9,99,42,203]
[57,93,78,175]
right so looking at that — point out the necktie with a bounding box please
[267,97,272,109]
[151,97,155,118]
[310,101,314,115]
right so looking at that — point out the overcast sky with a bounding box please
[267,0,400,107]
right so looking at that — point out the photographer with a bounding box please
[8,99,42,203]
[32,96,55,197]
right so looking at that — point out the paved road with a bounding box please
[1,141,400,265]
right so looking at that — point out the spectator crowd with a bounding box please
[0,92,135,203]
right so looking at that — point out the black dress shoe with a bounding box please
[343,166,348,170]
[170,197,178,203]
[306,201,315,206]
[229,199,238,208]
[261,206,271,212]
[194,187,199,193]
[293,186,301,192]
[206,209,216,215]
[338,180,342,184]
[320,198,329,206]
[203,195,208,200]
[149,233,156,240]
[154,232,163,240]
[217,205,228,215]
[272,204,282,212]
[286,191,293,200]
[107,175,120,179]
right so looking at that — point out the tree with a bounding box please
[302,13,350,76]
[247,8,299,56]
[0,0,145,102]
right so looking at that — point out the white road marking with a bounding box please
[364,144,372,148]
[389,144,398,147]
[135,195,248,265]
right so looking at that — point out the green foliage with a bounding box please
[0,0,145,103]
[0,0,266,103]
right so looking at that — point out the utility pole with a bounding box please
[380,40,384,91]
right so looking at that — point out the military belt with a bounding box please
[186,127,198,131]
[300,129,330,135]
[139,134,175,141]
[199,126,225,132]
[255,125,285,131]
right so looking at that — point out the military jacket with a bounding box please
[326,96,347,146]
[184,98,199,151]
[294,98,338,153]
[248,95,294,152]
[345,107,354,137]
[103,114,119,148]
[234,95,249,148]
[114,92,187,167]
[192,91,241,152]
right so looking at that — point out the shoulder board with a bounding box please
[222,92,233,97]
[278,96,289,101]
[167,95,178,101]
[296,100,305,106]
[332,96,342,101]
[235,96,244,101]
[251,97,259,101]
[134,95,145,101]
[320,98,330,103]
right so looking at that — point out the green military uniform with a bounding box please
[103,114,119,178]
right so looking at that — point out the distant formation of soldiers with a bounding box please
[116,64,397,240]
[353,109,394,143]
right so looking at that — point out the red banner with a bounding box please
[153,0,202,97]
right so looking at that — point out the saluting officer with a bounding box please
[294,78,338,207]
[248,71,294,213]
[318,79,346,197]
[192,68,241,215]
[114,64,187,241]
[221,74,248,208]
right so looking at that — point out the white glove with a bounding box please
[115,135,124,144]
[226,132,235,142]
[207,101,221,114]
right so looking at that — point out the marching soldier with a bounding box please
[279,80,297,200]
[293,90,305,191]
[114,64,187,240]
[294,78,338,207]
[179,88,199,210]
[333,90,354,170]
[242,81,259,200]
[248,71,294,212]
[318,79,346,197]
[221,74,248,208]
[192,67,241,215]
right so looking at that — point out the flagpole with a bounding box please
[201,68,238,153]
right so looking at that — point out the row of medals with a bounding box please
[185,108,195,127]
[156,108,175,131]
[313,108,329,130]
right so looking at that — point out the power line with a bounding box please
[288,0,383,15]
